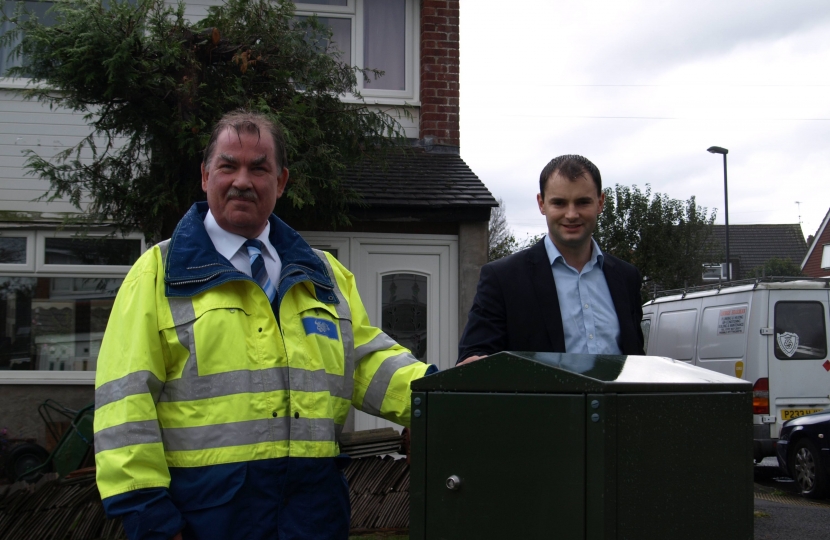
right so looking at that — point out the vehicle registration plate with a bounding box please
[781,408,824,420]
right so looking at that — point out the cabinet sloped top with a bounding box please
[412,352,750,394]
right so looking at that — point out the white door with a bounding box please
[767,289,830,437]
[353,240,457,432]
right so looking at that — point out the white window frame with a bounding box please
[35,230,145,274]
[821,244,830,270]
[295,0,420,104]
[295,0,355,15]
[0,230,35,271]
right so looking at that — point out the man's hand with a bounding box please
[457,354,487,366]
[172,533,183,540]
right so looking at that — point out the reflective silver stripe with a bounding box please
[94,420,162,453]
[354,332,399,363]
[157,239,171,261]
[96,371,164,410]
[158,367,350,402]
[361,352,421,417]
[161,417,335,451]
[169,297,199,378]
[313,250,354,414]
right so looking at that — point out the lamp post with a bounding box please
[707,146,730,281]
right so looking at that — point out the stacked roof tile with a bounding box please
[342,148,497,210]
[0,456,414,538]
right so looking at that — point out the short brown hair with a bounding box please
[203,110,287,170]
[539,154,602,197]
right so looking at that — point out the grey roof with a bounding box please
[342,149,497,211]
[709,224,807,278]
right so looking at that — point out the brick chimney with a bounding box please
[420,0,460,150]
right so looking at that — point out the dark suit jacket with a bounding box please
[458,239,645,362]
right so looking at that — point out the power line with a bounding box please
[487,114,830,121]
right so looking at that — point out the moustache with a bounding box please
[227,188,258,202]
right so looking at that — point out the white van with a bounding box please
[641,278,830,461]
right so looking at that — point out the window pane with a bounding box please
[381,273,427,361]
[0,276,122,371]
[821,245,830,269]
[0,237,27,264]
[296,15,351,62]
[45,237,141,266]
[1,1,58,76]
[774,301,827,360]
[363,0,405,91]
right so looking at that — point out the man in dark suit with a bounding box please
[458,154,644,364]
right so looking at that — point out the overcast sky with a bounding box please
[458,0,830,244]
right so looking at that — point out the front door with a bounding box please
[353,239,456,432]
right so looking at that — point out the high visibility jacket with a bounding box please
[94,202,433,501]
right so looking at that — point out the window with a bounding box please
[381,273,427,361]
[294,0,415,100]
[0,231,34,271]
[0,230,144,375]
[0,276,122,371]
[36,232,142,273]
[702,262,731,281]
[44,237,140,266]
[774,301,827,360]
[821,245,830,270]
[0,1,58,77]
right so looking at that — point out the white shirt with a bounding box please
[204,210,282,286]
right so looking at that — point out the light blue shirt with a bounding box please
[544,235,622,354]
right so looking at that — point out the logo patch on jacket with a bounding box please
[302,317,339,340]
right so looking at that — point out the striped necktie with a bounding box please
[244,239,276,303]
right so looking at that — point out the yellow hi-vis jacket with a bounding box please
[94,205,432,500]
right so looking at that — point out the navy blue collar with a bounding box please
[164,202,336,306]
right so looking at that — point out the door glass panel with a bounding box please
[363,0,405,90]
[0,237,27,264]
[774,301,827,360]
[381,273,427,361]
[0,276,122,371]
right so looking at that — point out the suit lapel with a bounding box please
[527,240,567,352]
[602,256,634,351]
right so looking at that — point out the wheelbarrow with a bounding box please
[16,399,95,482]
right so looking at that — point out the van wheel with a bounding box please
[792,439,828,498]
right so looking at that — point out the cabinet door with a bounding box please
[424,392,585,540]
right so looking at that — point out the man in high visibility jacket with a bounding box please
[94,110,436,540]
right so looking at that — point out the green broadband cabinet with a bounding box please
[409,352,753,540]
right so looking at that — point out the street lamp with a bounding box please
[707,146,730,281]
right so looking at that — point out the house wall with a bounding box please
[0,382,93,448]
[458,221,487,337]
[0,89,94,219]
[803,217,830,277]
[420,0,459,147]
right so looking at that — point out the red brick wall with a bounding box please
[802,212,830,277]
[420,0,460,147]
